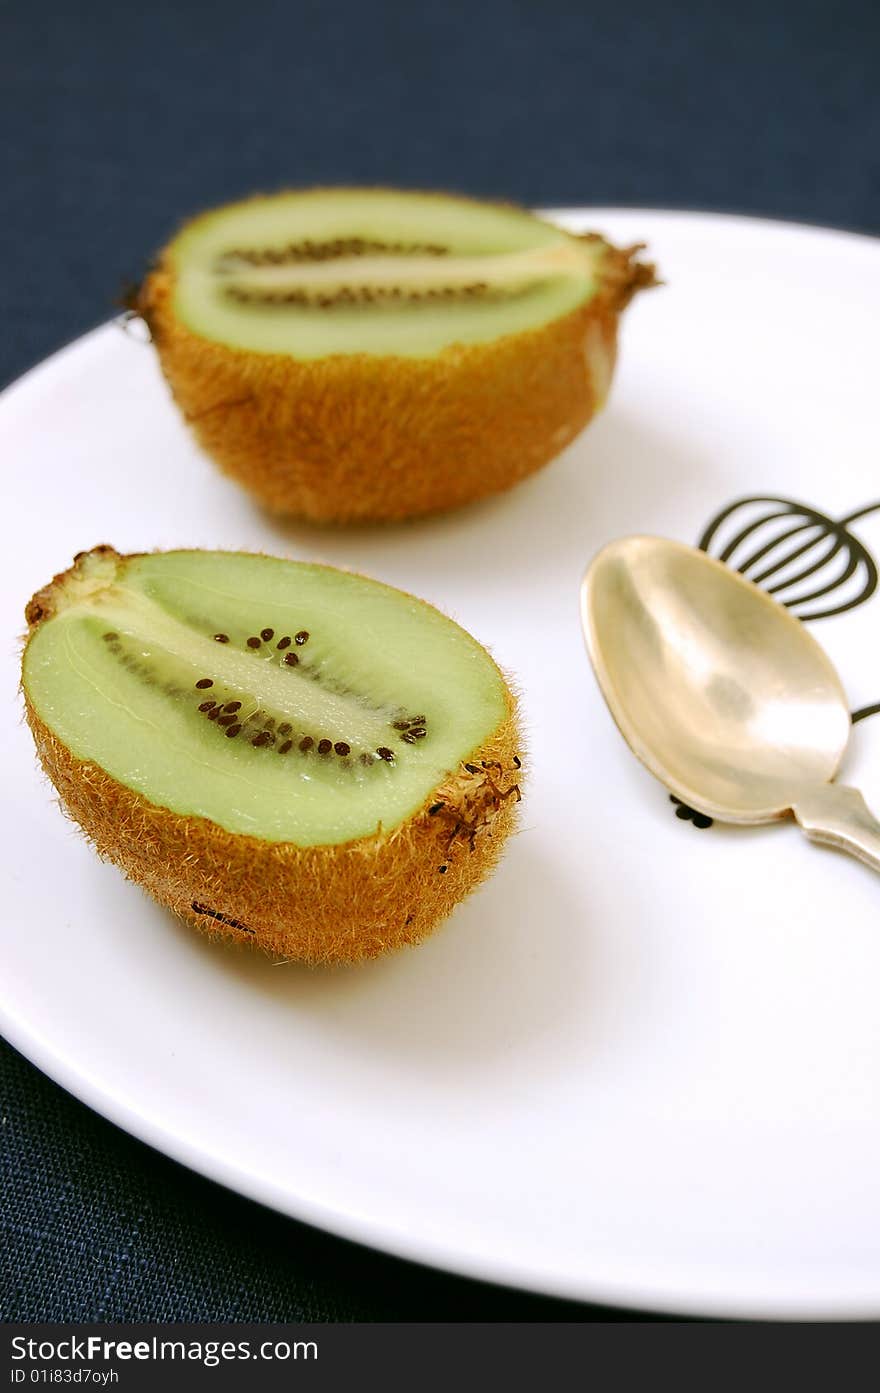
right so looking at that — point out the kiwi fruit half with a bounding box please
[22,547,521,964]
[136,188,656,522]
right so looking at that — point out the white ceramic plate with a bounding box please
[3,211,880,1321]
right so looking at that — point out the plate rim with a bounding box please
[5,997,880,1322]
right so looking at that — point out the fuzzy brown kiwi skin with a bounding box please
[136,190,656,523]
[22,548,524,965]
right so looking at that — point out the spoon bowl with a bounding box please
[581,537,880,871]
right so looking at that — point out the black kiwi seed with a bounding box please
[102,632,118,642]
[278,723,292,736]
[318,739,332,755]
[225,724,242,738]
[428,803,444,815]
[252,731,272,747]
[513,755,522,768]
[207,709,221,721]
[360,752,375,766]
[295,630,309,645]
[334,741,350,756]
[214,633,229,643]
[260,628,274,641]
[284,653,299,667]
[298,736,314,752]
[465,763,479,773]
[218,713,238,727]
[377,747,394,762]
[276,636,291,650]
[223,700,242,713]
[409,715,426,725]
[278,739,293,754]
[409,727,427,739]
[195,678,213,689]
[438,865,448,874]
[198,700,216,712]
[246,636,261,649]
[401,732,417,744]
[392,719,410,730]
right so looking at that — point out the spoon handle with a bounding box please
[792,784,880,873]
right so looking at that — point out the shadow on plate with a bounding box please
[153,831,593,1080]
[243,407,712,591]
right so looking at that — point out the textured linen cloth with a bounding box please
[2,0,878,1322]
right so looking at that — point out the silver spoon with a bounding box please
[580,535,880,871]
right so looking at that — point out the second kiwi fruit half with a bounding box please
[135,188,656,522]
[23,547,522,963]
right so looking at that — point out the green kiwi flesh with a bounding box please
[22,549,510,845]
[169,188,604,358]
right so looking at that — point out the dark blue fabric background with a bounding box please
[2,0,878,1321]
